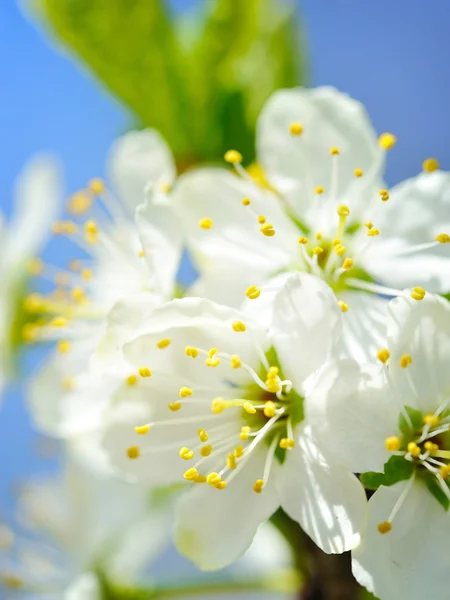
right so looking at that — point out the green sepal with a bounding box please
[360,455,414,490]
[398,405,423,436]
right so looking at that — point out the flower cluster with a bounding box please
[4,86,450,599]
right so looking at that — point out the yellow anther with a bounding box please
[205,351,221,367]
[423,414,440,428]
[194,474,207,484]
[298,236,308,244]
[242,197,251,206]
[135,424,150,435]
[84,220,98,234]
[337,204,350,217]
[227,453,237,470]
[367,227,380,237]
[246,285,261,300]
[200,445,213,457]
[289,122,304,136]
[198,429,208,442]
[62,376,74,391]
[168,402,182,412]
[424,441,439,453]
[377,521,392,534]
[185,346,199,358]
[224,149,243,164]
[312,246,324,255]
[23,293,43,313]
[439,465,450,479]
[385,436,401,452]
[206,472,222,486]
[354,168,363,178]
[422,157,440,173]
[364,222,373,229]
[211,398,226,414]
[138,250,145,257]
[157,338,171,349]
[407,442,421,457]
[234,445,244,458]
[240,426,251,441]
[315,186,324,195]
[332,238,341,246]
[71,286,86,302]
[50,316,67,327]
[260,223,276,237]
[377,348,390,364]
[127,374,138,386]
[179,387,193,398]
[127,446,140,460]
[400,354,413,369]
[184,468,199,481]
[22,323,39,343]
[279,437,295,449]
[57,340,71,354]
[266,379,280,393]
[330,147,340,155]
[27,257,44,275]
[215,481,227,490]
[231,355,241,369]
[268,366,279,376]
[138,367,152,378]
[263,401,277,418]
[253,479,265,494]
[160,182,172,193]
[81,269,92,281]
[258,215,266,224]
[436,233,450,244]
[88,178,105,195]
[232,321,246,332]
[179,447,195,460]
[243,402,256,414]
[378,133,397,151]
[338,301,348,313]
[315,232,323,240]
[208,347,217,358]
[342,257,353,270]
[410,286,426,301]
[199,217,213,230]
[67,191,92,214]
[379,189,390,202]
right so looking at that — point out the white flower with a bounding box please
[27,130,181,442]
[172,86,450,361]
[0,456,171,598]
[307,292,450,600]
[0,156,60,394]
[97,272,366,570]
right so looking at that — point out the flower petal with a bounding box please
[387,293,450,414]
[277,424,367,554]
[352,481,450,600]
[174,444,280,571]
[173,168,298,276]
[108,129,175,213]
[363,171,450,293]
[306,360,399,474]
[257,87,383,229]
[270,272,342,392]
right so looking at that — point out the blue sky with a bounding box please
[1,0,449,514]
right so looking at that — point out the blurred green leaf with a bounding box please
[25,0,307,165]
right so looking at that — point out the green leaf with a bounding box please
[425,476,450,511]
[399,405,423,435]
[361,456,414,490]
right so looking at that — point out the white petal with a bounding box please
[337,289,388,362]
[4,155,62,267]
[387,294,450,413]
[257,87,383,229]
[277,424,367,554]
[108,129,175,213]
[270,272,342,391]
[135,193,181,299]
[173,168,298,275]
[188,266,261,308]
[306,360,399,473]
[363,171,450,293]
[174,444,280,571]
[352,481,450,600]
[65,572,101,600]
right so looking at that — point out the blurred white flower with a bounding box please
[307,292,450,599]
[96,272,366,570]
[172,86,450,361]
[26,130,181,446]
[0,456,171,598]
[0,156,60,395]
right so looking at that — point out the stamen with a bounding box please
[232,321,246,332]
[400,354,413,369]
[379,189,389,202]
[377,473,415,534]
[185,346,198,358]
[315,186,324,195]
[377,348,390,364]
[127,446,140,459]
[199,218,213,230]
[354,168,363,178]
[378,133,397,151]
[289,122,304,136]
[410,286,426,301]
[422,157,440,173]
[139,367,152,378]
[385,436,401,452]
[157,338,171,349]
[246,285,261,300]
[224,150,243,164]
[338,301,348,313]
[436,233,450,244]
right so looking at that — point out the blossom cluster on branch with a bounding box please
[2,87,450,600]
